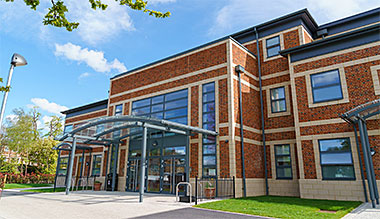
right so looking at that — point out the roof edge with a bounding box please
[61,99,108,115]
[279,23,380,56]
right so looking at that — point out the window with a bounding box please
[114,104,123,137]
[319,138,355,180]
[202,82,216,177]
[92,155,102,176]
[311,69,343,103]
[131,89,188,124]
[274,145,292,179]
[58,157,69,175]
[64,125,73,134]
[266,36,281,58]
[270,87,286,113]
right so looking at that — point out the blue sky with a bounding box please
[0,0,378,130]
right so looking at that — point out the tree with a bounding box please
[2,0,171,31]
[45,116,63,139]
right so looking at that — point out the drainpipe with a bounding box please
[353,124,368,202]
[254,27,269,196]
[235,65,247,198]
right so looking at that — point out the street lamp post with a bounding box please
[0,53,27,132]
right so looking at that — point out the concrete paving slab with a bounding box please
[342,202,380,219]
[0,190,191,219]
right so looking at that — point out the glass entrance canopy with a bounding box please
[57,115,218,202]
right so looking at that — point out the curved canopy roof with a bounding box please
[341,99,380,123]
[58,115,218,146]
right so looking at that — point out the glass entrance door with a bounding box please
[147,158,160,192]
[161,156,186,194]
[126,159,140,192]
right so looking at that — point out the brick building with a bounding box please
[58,8,380,202]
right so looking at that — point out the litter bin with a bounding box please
[106,173,118,191]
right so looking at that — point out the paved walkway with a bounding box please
[0,190,264,219]
[343,202,380,219]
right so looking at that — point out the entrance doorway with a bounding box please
[126,134,187,194]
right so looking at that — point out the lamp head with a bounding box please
[11,53,27,67]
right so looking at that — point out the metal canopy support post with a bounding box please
[78,149,85,189]
[112,143,119,191]
[358,119,376,208]
[362,121,379,204]
[353,124,368,202]
[104,145,111,190]
[54,150,61,192]
[66,137,77,195]
[139,126,148,203]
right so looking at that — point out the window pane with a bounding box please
[203,102,215,113]
[151,104,163,112]
[152,95,164,104]
[203,113,215,123]
[276,156,291,166]
[133,99,150,108]
[270,87,285,100]
[313,85,343,102]
[64,125,73,134]
[115,104,123,115]
[164,108,187,119]
[130,149,141,157]
[165,98,187,110]
[163,146,186,155]
[168,117,187,124]
[203,83,215,93]
[203,123,215,131]
[266,36,280,47]
[151,112,164,119]
[311,70,340,88]
[322,165,354,179]
[271,100,286,112]
[277,167,292,178]
[203,167,216,177]
[320,139,350,152]
[321,152,352,164]
[165,89,187,101]
[203,144,216,154]
[203,156,216,165]
[132,106,150,115]
[203,93,215,102]
[275,145,290,155]
[96,124,105,134]
[267,46,280,57]
[203,135,216,143]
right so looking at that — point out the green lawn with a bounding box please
[194,196,361,219]
[4,183,52,189]
[22,186,93,193]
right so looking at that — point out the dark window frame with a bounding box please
[274,144,293,179]
[311,69,343,103]
[202,82,217,178]
[91,154,102,177]
[318,138,355,180]
[266,36,281,58]
[270,87,287,113]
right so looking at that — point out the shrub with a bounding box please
[0,172,55,185]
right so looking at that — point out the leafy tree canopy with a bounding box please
[2,0,171,31]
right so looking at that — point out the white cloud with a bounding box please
[28,98,68,115]
[78,72,91,80]
[55,42,127,73]
[5,114,17,122]
[66,0,135,45]
[210,0,379,35]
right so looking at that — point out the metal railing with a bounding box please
[195,176,235,205]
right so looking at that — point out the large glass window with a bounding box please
[202,82,216,177]
[266,36,281,58]
[319,138,355,180]
[270,87,286,113]
[58,157,69,175]
[274,145,292,179]
[92,154,102,176]
[131,89,188,124]
[311,69,343,103]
